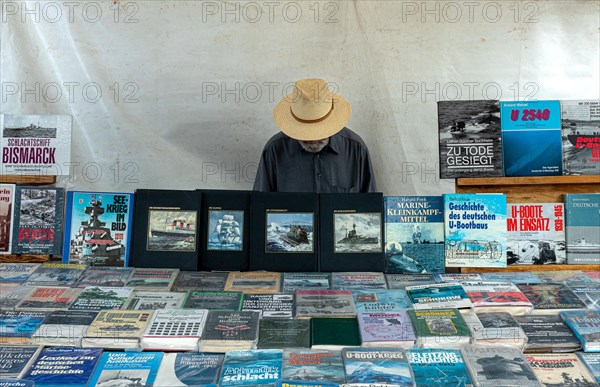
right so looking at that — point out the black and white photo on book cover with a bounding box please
[561,100,600,176]
[147,209,197,252]
[0,114,71,175]
[334,212,382,253]
[265,212,314,253]
[207,210,243,251]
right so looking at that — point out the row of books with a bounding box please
[437,99,600,178]
[1,186,598,271]
[2,345,599,387]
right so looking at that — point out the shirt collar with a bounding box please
[293,132,341,155]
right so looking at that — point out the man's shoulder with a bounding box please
[262,131,294,150]
[336,127,369,149]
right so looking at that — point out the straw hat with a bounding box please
[273,78,352,141]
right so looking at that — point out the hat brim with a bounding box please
[272,93,352,141]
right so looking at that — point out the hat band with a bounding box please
[290,102,334,123]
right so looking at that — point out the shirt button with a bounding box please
[317,173,322,177]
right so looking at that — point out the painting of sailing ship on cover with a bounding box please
[207,210,243,251]
[147,210,196,252]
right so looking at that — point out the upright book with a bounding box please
[0,184,15,255]
[500,100,563,176]
[21,347,102,387]
[564,193,600,264]
[561,100,600,176]
[62,191,134,267]
[0,114,71,176]
[437,100,503,179]
[131,189,200,270]
[506,202,566,265]
[250,192,318,272]
[384,196,445,274]
[199,189,251,271]
[319,193,384,272]
[12,186,64,255]
[444,193,507,268]
[155,352,224,387]
[87,352,163,387]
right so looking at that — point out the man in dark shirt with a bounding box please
[253,78,377,193]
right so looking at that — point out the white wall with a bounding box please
[1,0,598,195]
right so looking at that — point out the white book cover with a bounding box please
[125,291,186,310]
[142,309,209,351]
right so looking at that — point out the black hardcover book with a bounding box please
[319,193,385,272]
[198,189,251,271]
[250,192,318,272]
[131,189,200,270]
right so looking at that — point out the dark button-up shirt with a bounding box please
[253,128,377,193]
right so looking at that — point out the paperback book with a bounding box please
[0,263,40,284]
[385,273,436,289]
[577,353,600,383]
[526,353,597,387]
[282,349,345,384]
[25,263,86,287]
[125,290,186,310]
[352,289,412,313]
[310,317,361,350]
[407,308,470,348]
[219,349,283,387]
[12,186,64,255]
[31,310,98,347]
[125,267,179,290]
[384,195,445,274]
[514,314,581,353]
[200,310,260,352]
[257,319,311,349]
[357,311,416,348]
[564,193,600,264]
[16,286,81,310]
[68,286,133,311]
[568,283,600,309]
[21,347,102,387]
[517,283,587,314]
[560,309,600,352]
[74,267,133,288]
[444,193,507,268]
[0,184,15,254]
[224,271,281,294]
[480,272,541,284]
[341,347,415,386]
[561,100,600,176]
[331,272,387,290]
[0,378,34,387]
[87,352,163,387]
[463,312,527,348]
[405,282,473,311]
[242,293,294,318]
[0,310,49,344]
[81,310,152,349]
[154,352,224,387]
[294,289,356,318]
[281,272,331,293]
[0,346,43,378]
[460,281,533,314]
[183,290,244,311]
[461,345,541,387]
[63,191,134,266]
[536,270,594,285]
[434,273,484,282]
[173,271,228,291]
[500,100,563,176]
[0,286,33,309]
[437,100,503,178]
[506,203,566,265]
[142,309,209,351]
[408,348,473,387]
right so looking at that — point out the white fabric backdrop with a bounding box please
[1,0,598,195]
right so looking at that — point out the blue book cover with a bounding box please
[565,193,600,264]
[0,346,42,378]
[276,382,338,387]
[560,310,600,352]
[353,289,412,313]
[22,347,102,387]
[62,191,134,267]
[341,348,414,386]
[0,379,35,387]
[155,352,224,386]
[219,349,283,387]
[12,187,64,255]
[0,310,49,343]
[444,193,507,268]
[282,349,345,384]
[405,282,472,310]
[0,263,40,283]
[408,348,472,387]
[88,352,164,387]
[384,196,445,274]
[501,100,563,176]
[577,353,600,383]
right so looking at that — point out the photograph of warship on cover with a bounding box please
[147,210,196,252]
[95,369,150,387]
[207,210,243,251]
[266,212,314,253]
[334,213,382,253]
[2,116,58,138]
[18,189,57,227]
[69,197,125,267]
[561,100,600,176]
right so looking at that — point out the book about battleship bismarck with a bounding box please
[561,100,600,176]
[0,114,71,176]
[131,189,200,271]
[437,100,503,179]
[12,186,64,255]
[62,191,134,267]
[250,192,318,272]
[199,189,251,271]
[319,193,384,272]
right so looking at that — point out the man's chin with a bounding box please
[299,138,329,153]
